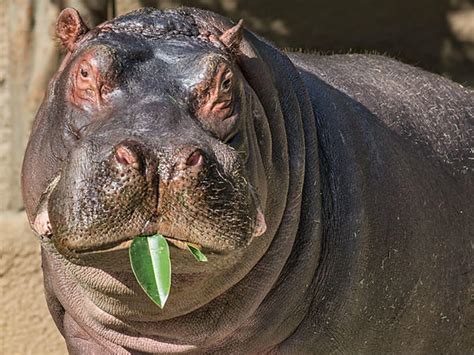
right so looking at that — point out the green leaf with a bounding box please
[187,244,208,262]
[129,234,171,308]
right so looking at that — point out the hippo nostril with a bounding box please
[173,148,204,175]
[114,143,141,170]
[186,150,204,167]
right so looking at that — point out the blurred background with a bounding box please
[1,0,473,353]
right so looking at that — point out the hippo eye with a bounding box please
[78,61,92,79]
[80,68,89,78]
[69,47,117,110]
[220,73,232,93]
[192,63,240,140]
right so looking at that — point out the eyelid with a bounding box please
[220,71,233,91]
[75,62,94,91]
[219,66,232,81]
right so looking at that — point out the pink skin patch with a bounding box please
[252,208,267,238]
[33,209,52,237]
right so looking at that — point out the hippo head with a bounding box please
[21,7,310,340]
[23,8,270,263]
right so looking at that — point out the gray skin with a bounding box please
[21,7,473,354]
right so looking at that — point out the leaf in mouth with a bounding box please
[129,234,208,308]
[129,234,171,309]
[187,244,208,262]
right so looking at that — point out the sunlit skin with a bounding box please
[21,7,472,354]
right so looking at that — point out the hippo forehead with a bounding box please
[56,9,244,143]
[82,45,219,82]
[66,13,235,108]
[74,42,228,93]
[90,8,204,40]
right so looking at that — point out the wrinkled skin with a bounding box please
[21,7,472,354]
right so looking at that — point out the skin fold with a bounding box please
[21,7,472,354]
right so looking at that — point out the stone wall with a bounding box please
[1,1,472,353]
[1,2,108,353]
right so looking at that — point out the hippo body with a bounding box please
[285,53,473,353]
[21,7,473,354]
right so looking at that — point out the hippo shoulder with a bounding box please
[288,53,473,174]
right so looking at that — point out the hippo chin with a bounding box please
[21,7,472,354]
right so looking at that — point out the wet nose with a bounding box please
[111,141,205,180]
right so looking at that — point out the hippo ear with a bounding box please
[219,19,244,52]
[56,8,89,52]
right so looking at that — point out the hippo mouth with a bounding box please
[33,209,244,256]
[33,212,208,256]
[31,170,266,259]
[34,209,264,258]
[65,235,203,255]
[73,238,134,254]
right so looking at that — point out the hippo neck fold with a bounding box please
[38,9,322,353]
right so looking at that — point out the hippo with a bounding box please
[21,7,473,354]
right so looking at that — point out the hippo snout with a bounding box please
[41,129,263,259]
